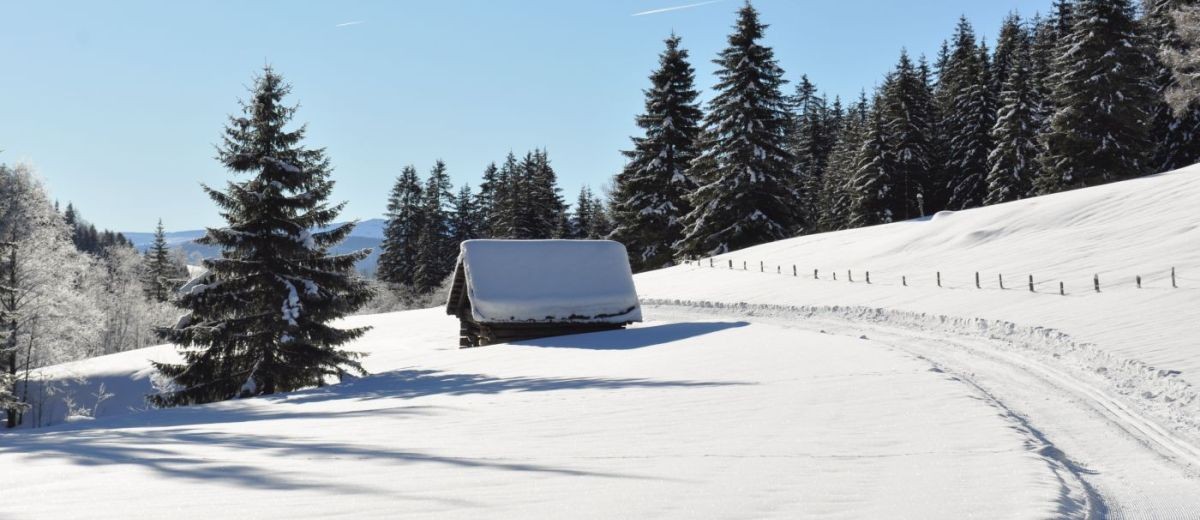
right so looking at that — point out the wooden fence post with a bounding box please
[1094,274,1100,293]
[776,266,780,274]
[729,259,733,269]
[902,275,907,286]
[793,265,797,277]
[1028,275,1035,292]
[743,261,747,270]
[866,271,871,284]
[813,268,818,280]
[760,261,764,272]
[833,272,837,281]
[1172,267,1177,288]
[848,270,853,282]
[1060,281,1065,296]
[975,272,980,289]
[937,271,941,287]
[998,273,1004,290]
[1136,275,1142,288]
[710,258,714,268]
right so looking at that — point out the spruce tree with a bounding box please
[819,94,868,231]
[412,160,454,293]
[475,162,499,238]
[570,186,596,239]
[848,101,892,227]
[489,153,522,239]
[609,34,702,271]
[789,76,836,232]
[878,51,934,220]
[1038,0,1157,192]
[522,150,566,239]
[986,37,1040,205]
[377,166,424,287]
[151,68,371,407]
[675,2,796,256]
[991,13,1027,99]
[143,219,182,302]
[450,184,481,245]
[940,18,996,210]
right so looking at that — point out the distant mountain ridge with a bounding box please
[124,218,386,275]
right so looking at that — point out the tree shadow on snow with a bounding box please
[510,321,750,350]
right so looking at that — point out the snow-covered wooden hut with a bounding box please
[445,240,643,347]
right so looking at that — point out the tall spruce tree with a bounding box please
[991,13,1027,99]
[521,150,566,239]
[609,34,702,271]
[848,100,892,227]
[789,76,836,232]
[489,153,522,239]
[986,37,1040,204]
[878,50,934,220]
[377,166,424,287]
[151,67,372,407]
[940,18,996,210]
[450,184,481,245]
[819,93,869,231]
[143,219,182,302]
[475,162,499,238]
[1038,0,1157,192]
[1145,0,1200,172]
[412,160,454,293]
[675,2,796,256]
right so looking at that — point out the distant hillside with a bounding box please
[124,218,386,275]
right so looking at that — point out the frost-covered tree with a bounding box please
[377,166,423,287]
[986,38,1040,204]
[1161,4,1200,113]
[151,68,372,407]
[413,160,455,294]
[940,18,996,210]
[609,34,702,271]
[92,245,178,356]
[675,2,796,256]
[0,164,102,427]
[1145,0,1200,171]
[1038,0,1157,192]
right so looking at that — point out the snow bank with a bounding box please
[455,240,642,324]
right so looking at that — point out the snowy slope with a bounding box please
[639,166,1200,429]
[1,309,1072,519]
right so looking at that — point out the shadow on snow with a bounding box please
[510,321,750,350]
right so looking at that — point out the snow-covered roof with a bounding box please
[447,240,642,324]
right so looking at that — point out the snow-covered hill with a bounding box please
[4,167,1200,518]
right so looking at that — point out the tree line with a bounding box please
[376,151,611,298]
[608,0,1200,272]
[0,165,187,427]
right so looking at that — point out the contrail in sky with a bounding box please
[335,20,365,28]
[632,0,721,17]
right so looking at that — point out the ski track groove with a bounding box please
[644,300,1200,520]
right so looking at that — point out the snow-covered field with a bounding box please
[3,166,1200,518]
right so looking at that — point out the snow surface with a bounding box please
[456,240,642,324]
[1,309,1067,519]
[4,166,1200,517]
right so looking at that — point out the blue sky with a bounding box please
[0,0,1050,232]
